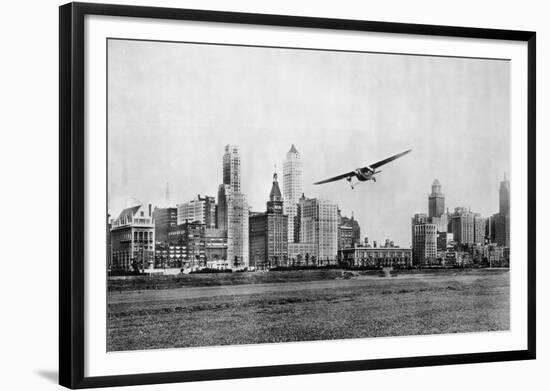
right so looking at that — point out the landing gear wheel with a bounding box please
[346,176,355,189]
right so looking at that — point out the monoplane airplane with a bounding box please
[313,149,412,189]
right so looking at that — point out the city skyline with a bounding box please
[109,141,509,247]
[108,39,510,246]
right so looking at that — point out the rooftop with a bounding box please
[269,172,282,201]
[116,205,141,221]
[286,144,301,157]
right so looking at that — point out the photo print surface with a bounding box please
[107,38,510,352]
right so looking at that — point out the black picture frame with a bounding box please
[59,2,536,389]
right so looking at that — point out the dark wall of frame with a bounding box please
[59,2,536,389]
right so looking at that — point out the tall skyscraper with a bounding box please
[499,173,510,216]
[225,192,249,268]
[495,173,510,247]
[283,144,303,243]
[427,180,448,232]
[217,145,249,268]
[495,214,510,247]
[223,144,241,193]
[428,179,445,218]
[486,214,497,243]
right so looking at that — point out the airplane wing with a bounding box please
[313,170,356,185]
[369,149,412,169]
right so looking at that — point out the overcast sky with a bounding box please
[108,39,510,246]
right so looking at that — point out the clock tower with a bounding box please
[249,171,289,268]
[267,172,284,214]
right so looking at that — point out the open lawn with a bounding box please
[107,269,509,351]
[107,269,345,291]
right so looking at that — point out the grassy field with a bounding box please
[108,269,346,291]
[107,268,506,291]
[107,269,509,351]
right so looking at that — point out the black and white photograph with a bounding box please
[1,0,547,389]
[106,38,512,352]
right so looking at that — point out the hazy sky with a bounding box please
[108,39,510,246]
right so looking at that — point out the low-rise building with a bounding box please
[340,246,412,268]
[471,243,509,267]
[154,242,186,268]
[205,228,228,264]
[205,259,231,270]
[287,242,318,266]
[110,204,155,271]
[107,214,112,269]
[338,225,354,252]
[167,221,206,268]
[340,214,361,246]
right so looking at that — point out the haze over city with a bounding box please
[108,39,510,246]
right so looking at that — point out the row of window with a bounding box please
[350,251,411,258]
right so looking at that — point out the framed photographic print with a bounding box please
[59,2,536,389]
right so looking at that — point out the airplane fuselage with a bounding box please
[354,166,375,181]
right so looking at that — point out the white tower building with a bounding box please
[283,144,303,243]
